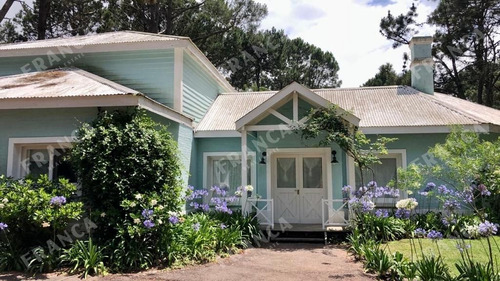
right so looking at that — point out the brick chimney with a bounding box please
[409,36,434,94]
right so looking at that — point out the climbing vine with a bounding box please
[295,105,397,185]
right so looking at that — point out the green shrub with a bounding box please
[209,211,261,245]
[415,255,452,281]
[456,260,499,281]
[70,109,184,242]
[0,175,83,272]
[356,213,406,242]
[61,238,106,278]
[363,245,393,278]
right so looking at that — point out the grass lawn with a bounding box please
[384,236,500,276]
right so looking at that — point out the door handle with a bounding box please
[296,189,300,195]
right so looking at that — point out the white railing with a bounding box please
[247,198,274,227]
[321,199,350,229]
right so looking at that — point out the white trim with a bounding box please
[0,94,193,128]
[173,48,184,112]
[268,109,292,125]
[194,130,241,138]
[241,129,248,188]
[194,124,499,137]
[7,137,75,178]
[202,151,257,190]
[235,82,360,130]
[347,148,407,188]
[360,125,494,134]
[293,92,299,122]
[246,124,292,132]
[137,96,193,127]
[266,147,333,224]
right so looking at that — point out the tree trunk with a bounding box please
[0,0,15,22]
[146,2,159,33]
[164,0,174,35]
[37,0,51,40]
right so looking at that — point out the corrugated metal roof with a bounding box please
[196,92,275,131]
[0,68,140,98]
[0,31,185,51]
[197,86,500,131]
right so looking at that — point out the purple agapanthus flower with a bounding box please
[424,182,436,192]
[192,222,201,231]
[50,196,67,206]
[168,215,179,225]
[478,220,498,236]
[375,209,389,218]
[342,185,352,194]
[437,185,451,195]
[0,222,7,230]
[395,209,411,219]
[476,184,491,196]
[141,209,153,218]
[461,190,474,204]
[414,228,426,237]
[427,230,443,240]
[443,199,460,212]
[143,220,155,229]
[367,181,377,188]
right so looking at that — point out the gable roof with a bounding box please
[196,85,500,135]
[0,68,193,127]
[0,31,234,92]
[235,82,360,130]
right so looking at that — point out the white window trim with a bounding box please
[7,137,75,179]
[347,149,407,204]
[202,151,257,191]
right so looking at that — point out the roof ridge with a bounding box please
[418,93,485,124]
[312,85,404,91]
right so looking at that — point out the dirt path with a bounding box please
[2,243,374,281]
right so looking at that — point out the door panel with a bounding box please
[273,153,327,224]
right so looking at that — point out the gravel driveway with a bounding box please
[2,243,374,281]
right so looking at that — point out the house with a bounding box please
[0,32,498,229]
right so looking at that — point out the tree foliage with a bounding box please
[379,0,500,108]
[363,63,411,87]
[0,1,342,91]
[296,105,396,184]
[226,28,342,90]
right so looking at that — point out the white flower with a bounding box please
[245,185,254,192]
[2,198,8,204]
[395,198,418,210]
[100,212,106,218]
[157,219,163,225]
[135,194,142,200]
[130,202,137,207]
[234,190,242,197]
[0,203,4,209]
[42,222,51,228]
[157,205,164,210]
[133,218,141,224]
[464,224,480,238]
[150,199,158,206]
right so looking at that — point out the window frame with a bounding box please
[203,152,257,192]
[347,149,407,204]
[7,137,74,180]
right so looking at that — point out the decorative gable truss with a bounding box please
[235,82,360,132]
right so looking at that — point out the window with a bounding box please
[204,152,256,200]
[8,138,76,182]
[350,150,406,207]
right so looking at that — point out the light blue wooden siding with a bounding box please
[0,50,176,106]
[0,108,98,175]
[182,53,221,122]
[177,124,194,186]
[0,108,180,176]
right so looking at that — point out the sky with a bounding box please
[4,0,438,87]
[254,0,439,87]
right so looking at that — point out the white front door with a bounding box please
[272,151,328,224]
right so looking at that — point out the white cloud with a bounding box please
[255,0,437,87]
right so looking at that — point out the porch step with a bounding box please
[265,230,326,243]
[272,237,325,243]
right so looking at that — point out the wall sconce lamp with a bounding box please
[259,152,267,164]
[331,150,338,164]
